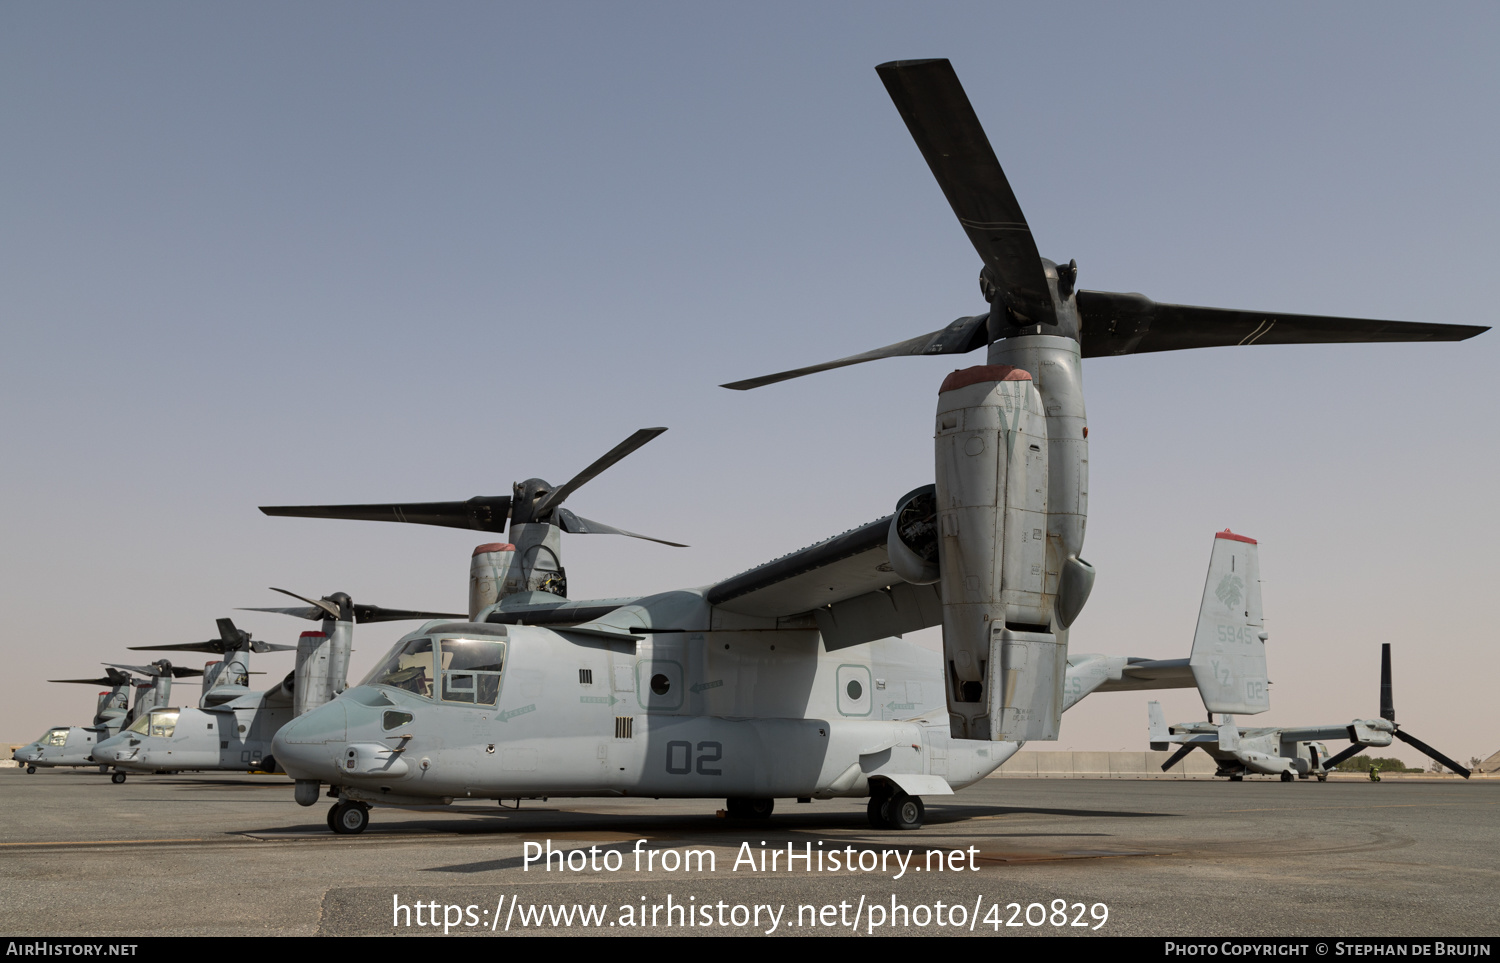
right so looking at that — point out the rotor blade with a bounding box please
[554,509,688,548]
[128,641,220,654]
[249,641,299,654]
[876,59,1056,326]
[533,428,667,518]
[1394,729,1471,778]
[1160,744,1196,772]
[216,618,249,648]
[50,675,133,686]
[237,606,325,621]
[720,315,989,390]
[1077,290,1488,358]
[104,663,162,676]
[270,587,340,620]
[348,603,467,624]
[1380,642,1395,723]
[1321,743,1369,770]
[237,604,465,624]
[260,495,512,533]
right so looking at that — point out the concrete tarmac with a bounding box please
[1,767,1494,937]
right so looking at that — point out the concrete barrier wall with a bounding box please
[991,749,1220,778]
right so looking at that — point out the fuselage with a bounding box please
[273,620,1018,805]
[93,694,292,773]
[14,727,104,770]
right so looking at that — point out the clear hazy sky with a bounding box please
[2,3,1496,767]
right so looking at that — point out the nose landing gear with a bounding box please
[328,800,370,835]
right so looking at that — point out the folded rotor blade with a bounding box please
[1394,729,1470,778]
[260,495,512,533]
[50,673,134,687]
[236,603,464,624]
[554,508,688,548]
[128,641,232,655]
[1160,744,1196,772]
[348,602,466,624]
[533,428,667,518]
[270,587,340,620]
[1077,290,1488,358]
[720,315,989,390]
[237,606,326,621]
[876,59,1056,327]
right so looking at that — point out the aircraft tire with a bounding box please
[888,793,924,831]
[1229,775,1243,782]
[1280,771,1294,782]
[330,801,370,835]
[867,795,893,829]
[111,772,126,784]
[725,797,774,819]
[26,766,35,775]
[1317,772,1328,783]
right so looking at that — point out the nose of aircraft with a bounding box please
[271,699,348,780]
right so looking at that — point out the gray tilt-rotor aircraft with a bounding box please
[1148,643,1471,781]
[261,60,1483,835]
[91,605,460,781]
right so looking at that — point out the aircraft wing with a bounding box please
[1275,725,1364,743]
[705,515,943,650]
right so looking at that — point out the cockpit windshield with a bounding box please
[40,729,68,747]
[361,636,506,705]
[126,709,180,738]
[362,638,437,698]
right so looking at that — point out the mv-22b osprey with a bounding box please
[264,60,1483,835]
[89,605,460,781]
[14,661,202,779]
[1148,643,1471,782]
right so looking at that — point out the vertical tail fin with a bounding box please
[1217,715,1241,751]
[1189,530,1270,714]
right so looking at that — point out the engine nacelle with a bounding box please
[934,364,1064,741]
[293,621,352,718]
[1348,720,1394,747]
[469,542,519,618]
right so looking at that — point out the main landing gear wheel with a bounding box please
[887,793,925,830]
[111,772,126,784]
[1317,772,1328,783]
[25,766,35,775]
[329,801,370,835]
[868,790,924,830]
[725,797,774,819]
[1280,771,1294,783]
[1229,775,1244,782]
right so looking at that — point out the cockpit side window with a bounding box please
[45,729,69,747]
[363,638,437,698]
[438,638,506,706]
